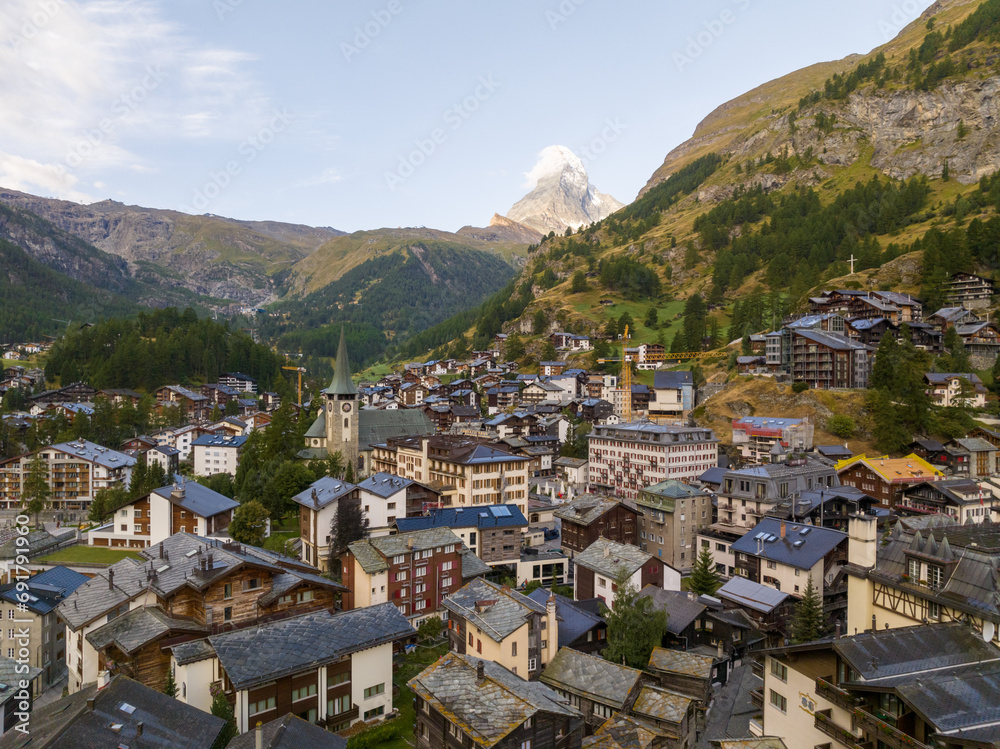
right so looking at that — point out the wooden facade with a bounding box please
[559,502,639,556]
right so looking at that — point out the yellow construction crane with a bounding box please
[598,326,633,420]
[282,366,306,406]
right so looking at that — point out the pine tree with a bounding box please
[870,332,898,391]
[688,547,721,596]
[210,686,238,749]
[163,667,178,698]
[22,453,50,529]
[790,578,827,644]
[602,570,668,669]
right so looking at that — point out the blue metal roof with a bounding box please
[395,504,528,532]
[0,566,88,614]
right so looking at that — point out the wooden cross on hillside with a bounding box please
[848,255,857,275]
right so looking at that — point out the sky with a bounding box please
[0,0,935,233]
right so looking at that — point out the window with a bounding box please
[928,564,943,590]
[520,741,532,749]
[394,570,407,583]
[364,706,385,720]
[297,590,314,603]
[328,672,350,688]
[469,631,474,646]
[449,723,463,739]
[440,561,453,572]
[928,601,941,620]
[716,543,726,552]
[291,683,316,701]
[223,583,233,599]
[249,696,276,716]
[415,566,427,577]
[392,555,406,565]
[908,558,920,579]
[770,660,787,682]
[511,641,517,657]
[593,703,614,719]
[224,606,233,622]
[246,578,261,591]
[766,560,776,570]
[769,690,787,713]
[528,657,537,670]
[363,683,385,699]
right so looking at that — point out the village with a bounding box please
[0,276,1000,748]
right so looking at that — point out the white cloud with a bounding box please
[0,0,272,200]
[0,151,93,202]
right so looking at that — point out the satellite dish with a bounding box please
[984,622,995,642]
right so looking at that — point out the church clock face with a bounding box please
[342,402,352,413]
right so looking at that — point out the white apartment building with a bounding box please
[191,434,247,476]
[588,422,718,500]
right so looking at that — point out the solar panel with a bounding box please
[492,506,511,517]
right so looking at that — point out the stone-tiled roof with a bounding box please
[210,603,414,690]
[356,472,413,498]
[710,740,788,749]
[460,549,491,579]
[290,476,356,510]
[408,653,580,747]
[630,684,692,725]
[539,647,641,708]
[0,676,225,749]
[647,647,714,680]
[170,638,216,666]
[442,578,545,642]
[227,713,347,749]
[86,606,208,655]
[555,495,629,526]
[637,588,706,635]
[574,538,655,580]
[583,713,672,748]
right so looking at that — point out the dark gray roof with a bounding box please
[86,606,208,654]
[898,666,1000,742]
[638,587,707,635]
[717,576,790,614]
[152,481,238,518]
[290,476,357,510]
[525,590,604,648]
[50,439,137,469]
[654,371,693,389]
[358,409,435,451]
[731,518,846,571]
[442,578,545,642]
[0,676,225,749]
[170,638,216,665]
[227,713,347,749]
[210,603,414,690]
[408,653,581,746]
[539,647,641,708]
[356,472,413,497]
[460,548,491,579]
[630,684,693,725]
[585,713,674,748]
[834,622,1000,683]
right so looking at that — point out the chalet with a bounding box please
[410,653,585,749]
[355,472,442,536]
[156,385,209,420]
[28,382,96,406]
[89,480,238,548]
[486,385,521,414]
[846,316,892,347]
[898,478,999,524]
[0,675,227,749]
[152,424,206,461]
[950,437,998,478]
[569,397,614,422]
[341,528,471,624]
[946,271,995,310]
[539,361,567,377]
[554,494,639,557]
[836,454,944,509]
[260,391,282,411]
[736,355,767,374]
[172,604,413,733]
[715,575,795,648]
[443,578,558,680]
[573,538,681,608]
[789,329,873,389]
[646,647,715,705]
[395,504,528,567]
[97,388,143,406]
[540,647,645,733]
[553,456,589,486]
[907,438,970,475]
[58,532,348,694]
[648,371,696,421]
[924,372,988,408]
[764,485,877,532]
[201,383,241,407]
[525,589,607,656]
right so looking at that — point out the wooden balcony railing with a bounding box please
[814,709,860,748]
[853,708,931,749]
[816,678,860,712]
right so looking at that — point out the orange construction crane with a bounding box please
[282,366,306,406]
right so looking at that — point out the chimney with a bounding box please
[86,697,95,711]
[872,614,877,633]
[603,544,611,558]
[136,722,143,737]
[108,570,114,590]
[780,520,786,539]
[476,660,485,684]
[207,554,214,569]
[835,620,842,638]
[717,640,723,659]
[255,722,263,749]
[407,537,414,550]
[159,543,164,559]
[311,488,319,508]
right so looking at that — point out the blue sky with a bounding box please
[0,0,933,232]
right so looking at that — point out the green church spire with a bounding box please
[326,327,357,396]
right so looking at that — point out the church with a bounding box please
[301,328,434,474]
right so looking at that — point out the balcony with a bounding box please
[815,709,860,748]
[816,678,860,712]
[751,660,764,680]
[750,688,764,710]
[853,708,931,749]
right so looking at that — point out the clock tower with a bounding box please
[324,327,359,469]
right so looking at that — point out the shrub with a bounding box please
[791,381,810,393]
[826,414,856,439]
